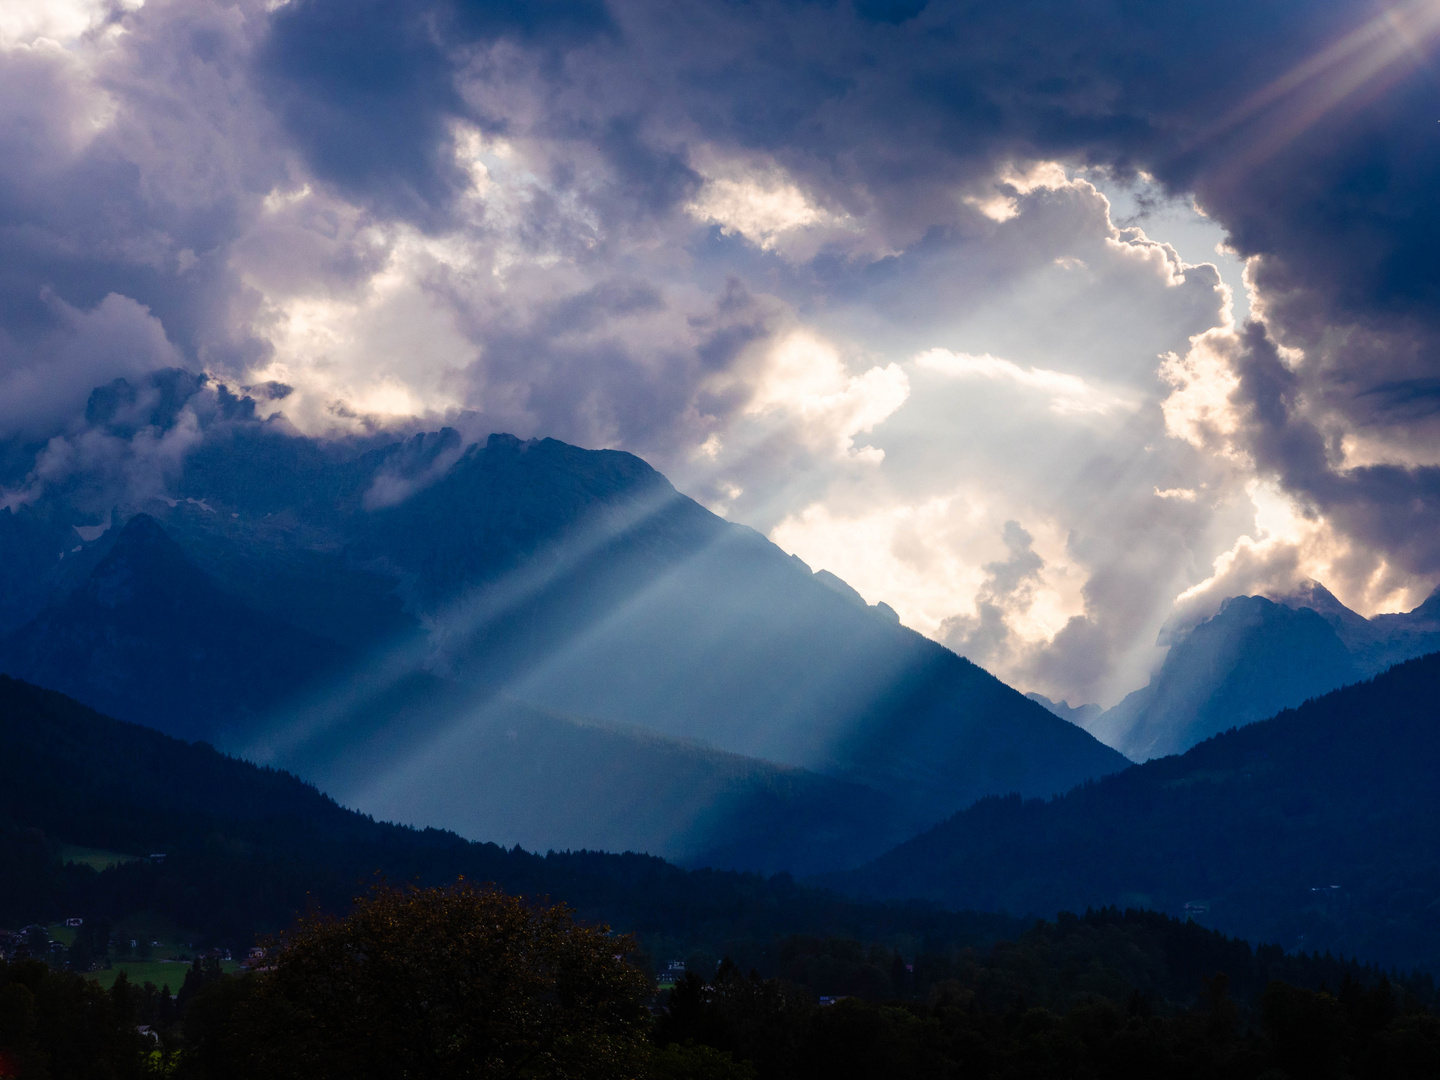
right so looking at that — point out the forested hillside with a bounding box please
[3,677,1438,1079]
[0,675,1009,953]
[834,651,1440,972]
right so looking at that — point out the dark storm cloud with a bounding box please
[1231,321,1440,579]
[251,0,1434,305]
[1154,3,1440,561]
[595,116,701,218]
[258,0,615,226]
[0,0,1406,366]
[243,0,1440,574]
[2,0,1439,679]
[0,0,285,420]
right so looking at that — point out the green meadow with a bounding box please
[58,844,141,872]
[88,960,243,991]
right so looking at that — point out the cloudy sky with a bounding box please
[3,0,1440,706]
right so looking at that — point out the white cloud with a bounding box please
[1170,480,1434,623]
[241,235,475,433]
[963,161,1073,222]
[0,0,1339,711]
[1159,327,1243,450]
[771,497,1087,659]
[914,348,1134,416]
[0,292,183,438]
[0,0,143,48]
[742,331,909,462]
[689,176,828,247]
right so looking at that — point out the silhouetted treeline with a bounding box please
[674,909,1436,1016]
[7,673,1440,1007]
[7,923,1438,1080]
[654,961,1440,1079]
[0,957,210,1079]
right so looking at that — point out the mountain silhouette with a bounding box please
[830,650,1440,973]
[0,411,1127,850]
[1025,692,1102,729]
[0,514,348,741]
[1077,583,1440,760]
[254,671,912,876]
[0,513,912,873]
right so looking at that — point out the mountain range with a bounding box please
[831,650,1440,973]
[7,653,1440,982]
[1032,581,1440,761]
[5,672,1415,1030]
[8,371,1439,975]
[0,372,1127,872]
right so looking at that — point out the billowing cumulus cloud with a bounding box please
[0,0,1437,706]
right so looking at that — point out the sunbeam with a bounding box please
[234,478,692,768]
[1189,0,1440,176]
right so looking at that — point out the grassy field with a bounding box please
[58,844,141,872]
[109,911,198,956]
[88,960,243,991]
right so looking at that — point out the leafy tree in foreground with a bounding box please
[0,958,158,1079]
[207,881,652,1080]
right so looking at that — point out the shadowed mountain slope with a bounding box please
[258,673,912,877]
[1026,692,1102,729]
[0,407,1126,842]
[1083,583,1440,761]
[0,514,348,741]
[830,651,1440,973]
[1090,595,1360,760]
[0,517,910,875]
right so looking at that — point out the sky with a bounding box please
[2,0,1440,707]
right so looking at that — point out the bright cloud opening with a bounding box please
[0,0,143,47]
[1159,328,1242,450]
[915,348,1133,416]
[771,496,1087,654]
[745,331,909,461]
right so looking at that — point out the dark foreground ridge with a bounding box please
[3,678,1438,1078]
[832,650,1440,973]
[0,673,1015,952]
[4,890,1439,1080]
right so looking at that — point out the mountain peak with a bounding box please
[1267,578,1369,628]
[110,511,175,551]
[87,513,202,607]
[1410,584,1440,622]
[1025,692,1104,729]
[0,509,348,741]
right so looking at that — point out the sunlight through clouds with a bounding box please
[2,0,1436,714]
[742,331,909,462]
[1159,328,1243,451]
[0,0,144,47]
[771,497,1087,652]
[243,226,475,431]
[689,177,828,248]
[914,349,1135,417]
